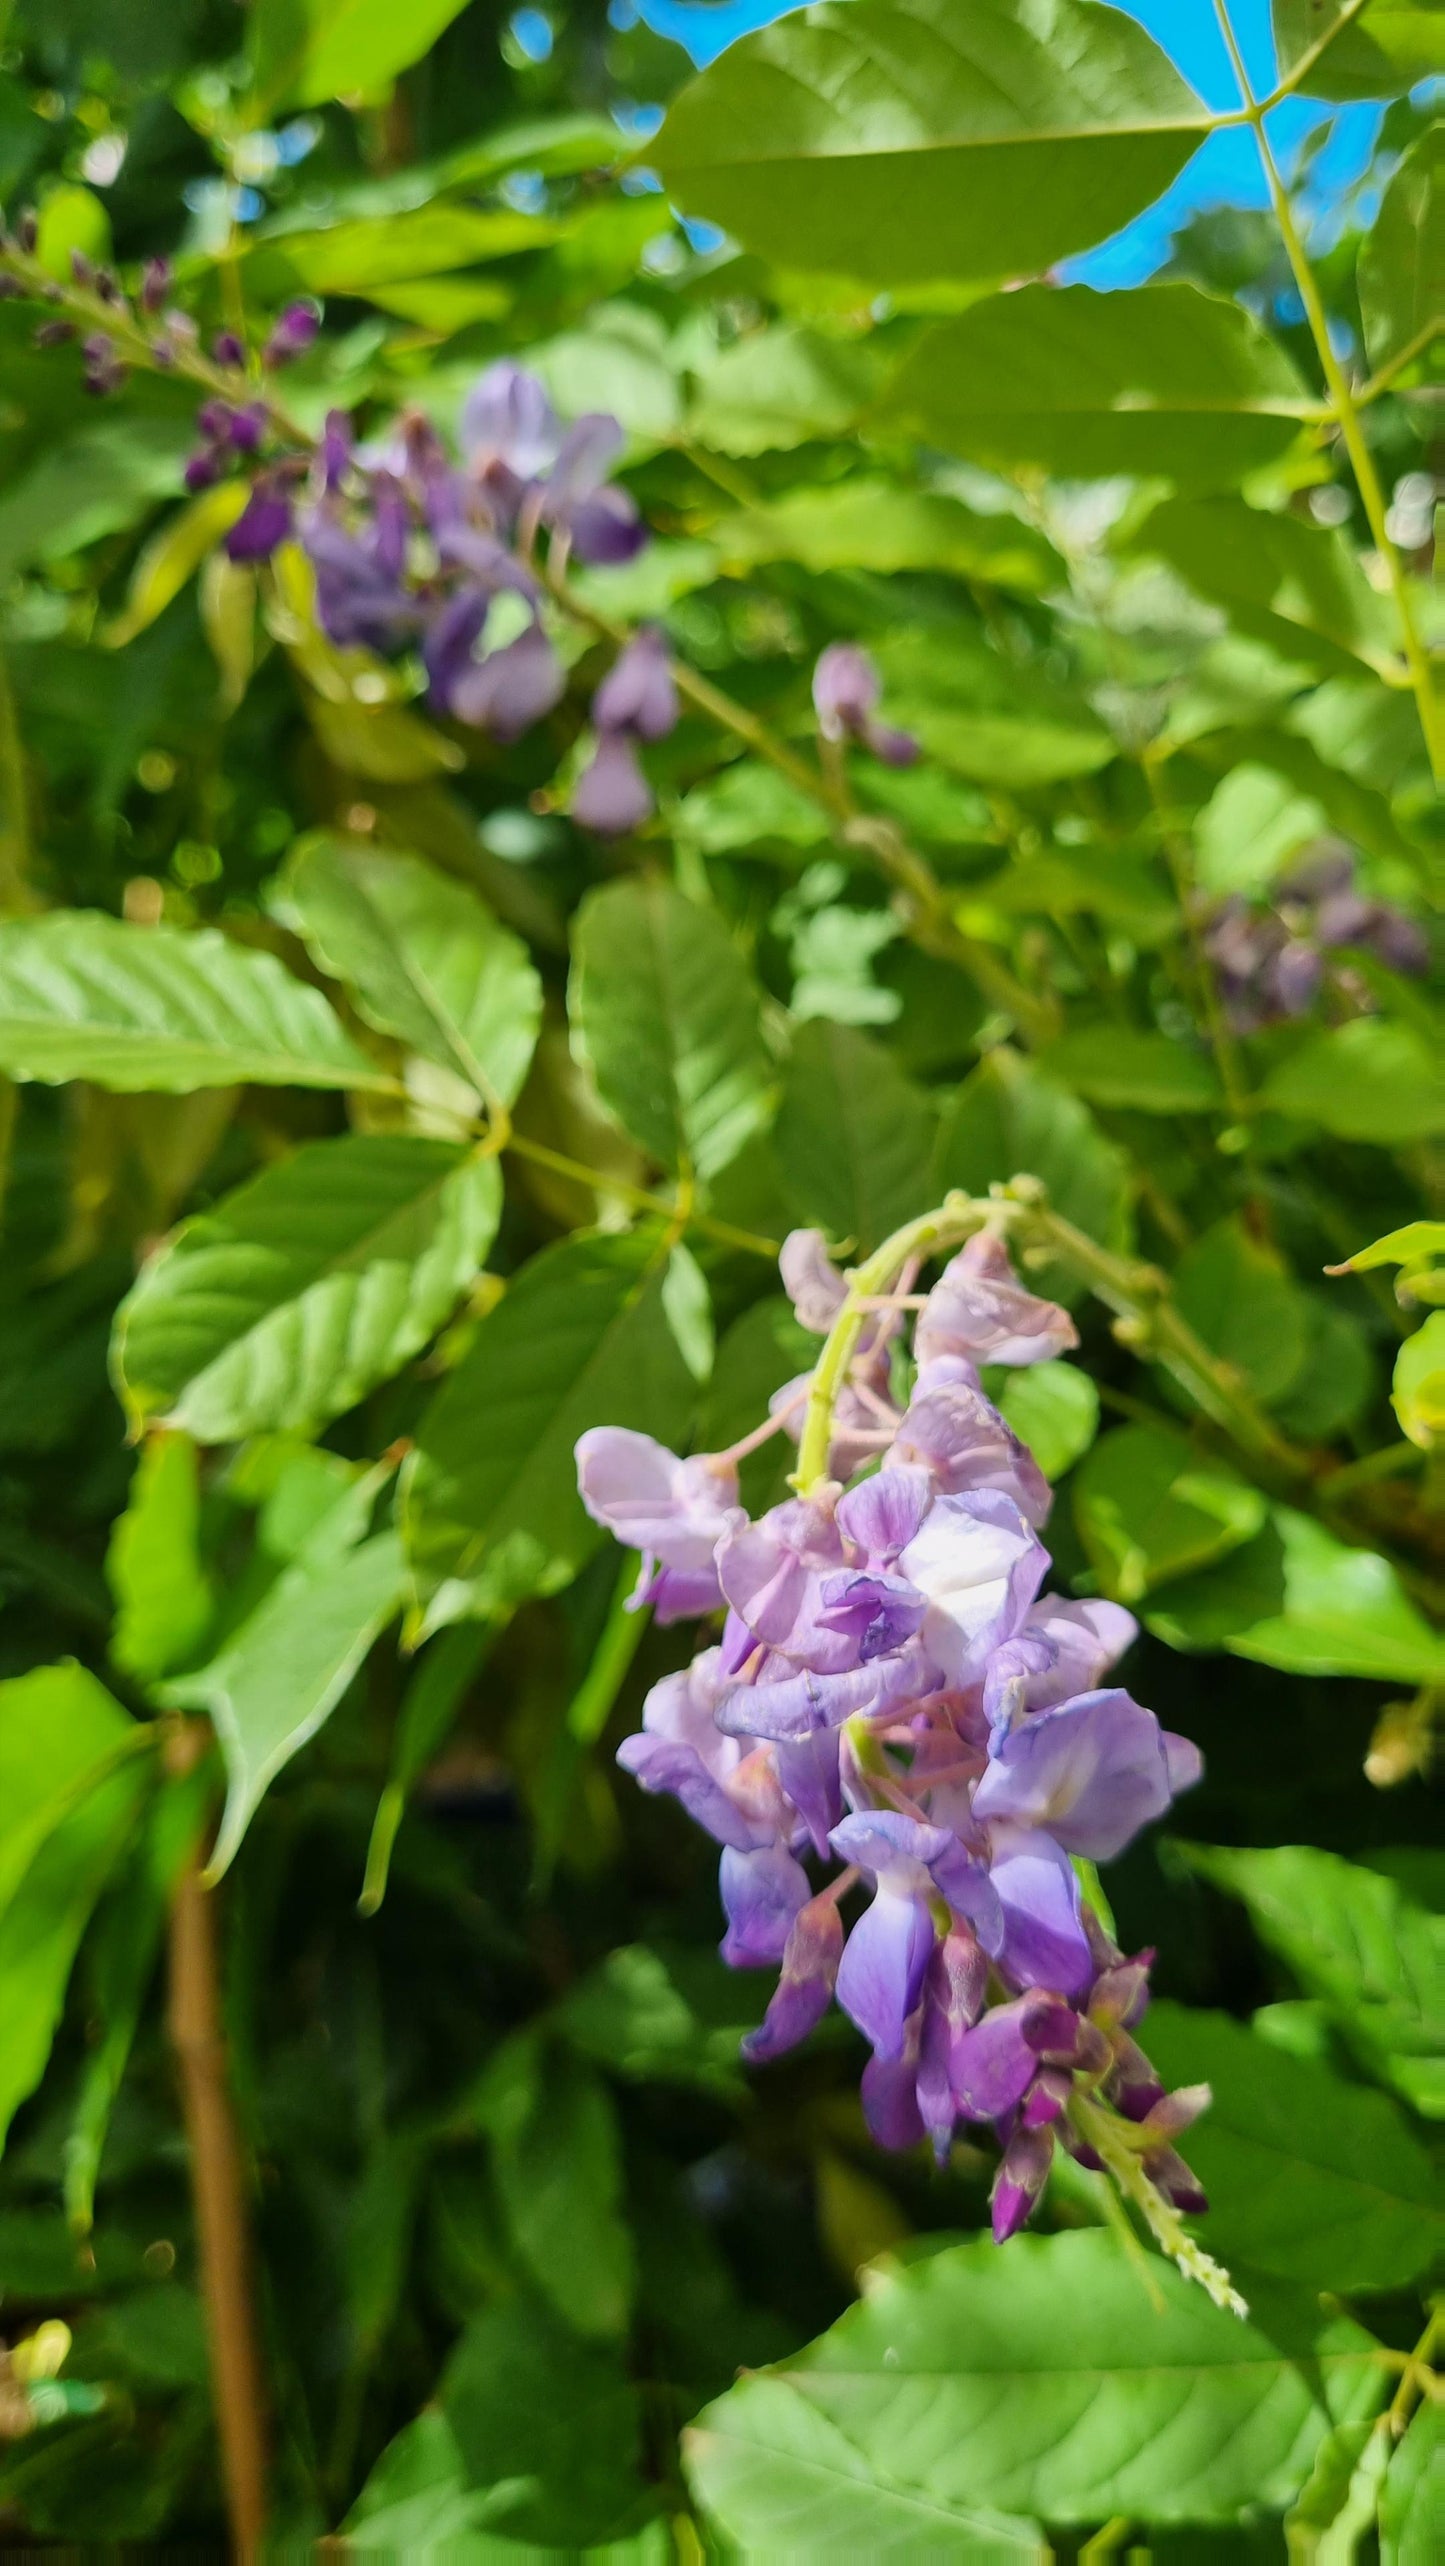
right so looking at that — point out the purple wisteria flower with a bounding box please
[572,628,680,835]
[579,1219,1207,2242]
[1204,840,1429,1032]
[813,642,919,766]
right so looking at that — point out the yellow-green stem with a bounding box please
[1211,0,1442,779]
[794,1198,993,1491]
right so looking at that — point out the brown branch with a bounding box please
[165,1726,268,2559]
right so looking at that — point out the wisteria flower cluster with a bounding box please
[235,353,684,830]
[576,1212,1224,2282]
[1204,841,1428,1032]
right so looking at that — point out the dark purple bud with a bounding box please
[1313,890,1375,949]
[33,319,76,348]
[1357,905,1429,975]
[197,399,233,441]
[0,276,23,301]
[742,1893,844,2065]
[593,626,677,741]
[140,257,171,314]
[572,730,653,834]
[1263,938,1324,1018]
[212,330,246,368]
[567,484,648,566]
[264,300,319,367]
[70,250,94,286]
[1282,841,1354,905]
[81,332,126,396]
[17,210,37,254]
[184,449,220,492]
[864,718,920,767]
[1144,2143,1208,2216]
[813,641,880,740]
[225,481,292,561]
[320,408,352,493]
[94,270,122,306]
[991,2123,1053,2241]
[229,402,268,454]
[450,624,564,741]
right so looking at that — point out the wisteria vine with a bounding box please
[577,1207,1244,2311]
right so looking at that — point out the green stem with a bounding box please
[794,1198,993,1490]
[1211,0,1442,779]
[1068,2089,1247,2317]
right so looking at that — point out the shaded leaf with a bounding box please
[478,2035,635,2341]
[1147,1505,1445,1690]
[1172,1214,1310,1407]
[166,1515,406,1880]
[1264,1019,1445,1145]
[1359,123,1442,379]
[105,1431,213,1686]
[1074,1423,1267,1603]
[1042,1026,1223,1115]
[249,0,473,111]
[1141,496,1396,674]
[688,326,878,456]
[1273,0,1444,101]
[402,1230,694,1624]
[774,1021,934,1252]
[443,2295,652,2549]
[933,1049,1132,1306]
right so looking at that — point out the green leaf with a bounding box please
[571,879,772,1183]
[655,0,1207,287]
[105,1431,213,1686]
[33,182,110,280]
[1175,1843,1445,2119]
[115,1135,501,1443]
[359,1620,495,1915]
[1195,761,1330,896]
[1042,1026,1223,1115]
[1172,1214,1310,1407]
[877,627,1115,787]
[1273,0,1445,101]
[1381,2403,1440,2566]
[1365,125,1442,379]
[994,1361,1099,1483]
[558,1942,764,2101]
[0,1756,151,2158]
[478,2035,634,2341]
[685,2229,1382,2537]
[0,418,197,587]
[933,1048,1133,1306]
[342,2409,502,2550]
[1073,1423,1267,1603]
[248,204,551,297]
[282,836,542,1112]
[774,1021,934,1252]
[984,849,1178,945]
[1140,2003,1442,2292]
[1286,2419,1391,2564]
[711,478,1063,591]
[103,483,250,650]
[165,1514,407,1881]
[248,0,473,111]
[0,1663,144,1919]
[1263,1018,1445,1144]
[443,2295,652,2549]
[63,1767,208,2238]
[402,1230,694,1624]
[688,326,878,456]
[677,761,830,858]
[0,913,390,1095]
[1271,1295,1374,1441]
[1329,1218,1445,1289]
[1141,496,1396,675]
[1148,1505,1445,1690]
[1392,1310,1445,1448]
[887,281,1314,488]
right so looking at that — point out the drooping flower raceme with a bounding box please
[577,1214,1222,2286]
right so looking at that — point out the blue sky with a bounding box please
[629,0,1390,284]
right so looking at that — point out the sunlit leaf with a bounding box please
[655,0,1208,286]
[1074,1423,1267,1603]
[1148,1505,1445,1690]
[887,282,1314,488]
[711,479,1064,591]
[775,1021,935,1252]
[1263,1018,1445,1144]
[0,914,391,1094]
[105,1431,213,1686]
[249,0,474,111]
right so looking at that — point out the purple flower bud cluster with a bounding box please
[1204,842,1428,1033]
[812,642,918,767]
[574,628,679,833]
[576,1226,1207,2242]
